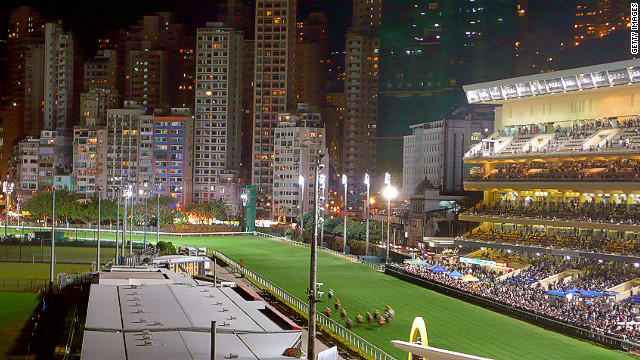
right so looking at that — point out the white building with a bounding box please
[105,104,151,201]
[273,107,328,222]
[193,23,243,204]
[403,105,495,198]
[43,22,75,131]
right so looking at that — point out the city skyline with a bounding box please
[0,0,635,218]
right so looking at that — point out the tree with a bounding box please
[156,241,177,255]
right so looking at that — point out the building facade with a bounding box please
[80,88,118,126]
[152,109,194,207]
[72,126,107,198]
[105,105,149,201]
[251,0,297,213]
[193,23,243,204]
[83,49,118,92]
[343,0,381,195]
[402,105,495,198]
[272,109,328,222]
[44,22,76,131]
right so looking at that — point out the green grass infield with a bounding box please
[157,234,635,360]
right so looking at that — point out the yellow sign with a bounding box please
[408,317,428,360]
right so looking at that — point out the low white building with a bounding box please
[272,106,328,223]
[403,105,495,198]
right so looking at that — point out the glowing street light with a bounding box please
[3,181,14,239]
[299,175,305,242]
[364,173,370,256]
[123,185,133,258]
[383,173,398,262]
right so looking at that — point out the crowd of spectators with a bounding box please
[474,118,640,157]
[391,256,640,344]
[473,201,640,226]
[469,159,640,181]
[464,228,640,256]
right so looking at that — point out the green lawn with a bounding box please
[155,234,634,360]
[0,244,115,265]
[0,293,39,355]
[0,263,91,280]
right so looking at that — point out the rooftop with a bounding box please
[81,269,302,360]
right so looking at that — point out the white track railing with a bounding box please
[253,232,382,271]
[208,247,397,360]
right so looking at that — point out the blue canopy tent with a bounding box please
[429,265,448,273]
[447,270,463,278]
[578,289,603,298]
[546,290,565,296]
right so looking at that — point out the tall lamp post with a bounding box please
[3,181,14,239]
[139,184,148,251]
[319,174,326,245]
[156,184,161,244]
[96,187,102,271]
[342,174,348,253]
[383,172,398,263]
[299,175,304,242]
[50,186,59,290]
[308,153,325,360]
[115,189,120,263]
[364,173,370,256]
[123,185,133,259]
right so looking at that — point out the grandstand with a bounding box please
[460,59,640,261]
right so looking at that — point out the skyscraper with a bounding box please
[294,13,328,111]
[43,21,77,131]
[24,44,45,136]
[343,0,380,195]
[193,23,244,203]
[7,6,45,108]
[124,13,186,109]
[251,0,297,215]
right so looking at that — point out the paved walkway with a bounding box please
[210,261,349,359]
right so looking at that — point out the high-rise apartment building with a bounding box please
[84,49,118,92]
[24,44,45,136]
[105,105,149,201]
[124,13,187,109]
[17,138,40,194]
[574,0,628,40]
[7,6,45,106]
[251,0,297,214]
[72,126,107,198]
[153,109,194,207]
[44,22,77,131]
[193,23,243,204]
[343,0,380,195]
[272,108,328,222]
[37,130,72,190]
[80,88,119,126]
[294,13,328,111]
[240,40,255,180]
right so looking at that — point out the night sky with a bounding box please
[1,0,351,58]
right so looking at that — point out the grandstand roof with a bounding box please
[463,59,640,104]
[82,269,302,360]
